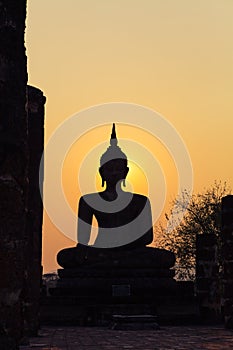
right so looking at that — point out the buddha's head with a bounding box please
[99,124,129,188]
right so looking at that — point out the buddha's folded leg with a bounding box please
[57,245,88,268]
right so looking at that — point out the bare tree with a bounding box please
[155,181,231,280]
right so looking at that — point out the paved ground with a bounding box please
[19,325,233,350]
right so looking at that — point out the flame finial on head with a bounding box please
[110,123,118,146]
[100,123,127,167]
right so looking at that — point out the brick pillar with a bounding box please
[23,86,46,336]
[0,0,28,345]
[222,195,233,328]
[196,234,221,322]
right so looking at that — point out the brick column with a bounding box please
[222,195,233,328]
[196,234,221,322]
[0,0,28,344]
[23,86,46,336]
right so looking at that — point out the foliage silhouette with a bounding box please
[155,181,231,280]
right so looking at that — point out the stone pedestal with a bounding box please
[55,245,176,298]
[55,270,176,297]
[46,245,177,325]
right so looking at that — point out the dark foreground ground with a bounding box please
[19,325,233,350]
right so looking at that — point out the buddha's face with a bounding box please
[99,158,129,187]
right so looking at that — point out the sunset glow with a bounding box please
[26,1,233,272]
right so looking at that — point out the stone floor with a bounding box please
[19,325,233,350]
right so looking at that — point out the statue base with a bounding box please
[54,245,177,298]
[52,273,177,297]
[43,245,182,326]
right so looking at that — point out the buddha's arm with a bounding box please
[77,196,93,245]
[141,198,154,245]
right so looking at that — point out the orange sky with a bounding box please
[26,0,233,273]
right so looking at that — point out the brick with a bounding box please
[19,326,233,349]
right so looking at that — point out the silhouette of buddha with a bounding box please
[78,123,153,249]
[57,124,174,269]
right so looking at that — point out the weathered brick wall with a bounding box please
[0,1,45,346]
[196,234,221,322]
[24,86,45,336]
[221,195,233,328]
[0,0,28,344]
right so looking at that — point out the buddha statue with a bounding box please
[78,123,153,249]
[57,124,175,270]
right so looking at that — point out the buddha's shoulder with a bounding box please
[79,193,100,202]
[131,193,150,203]
[132,193,148,199]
